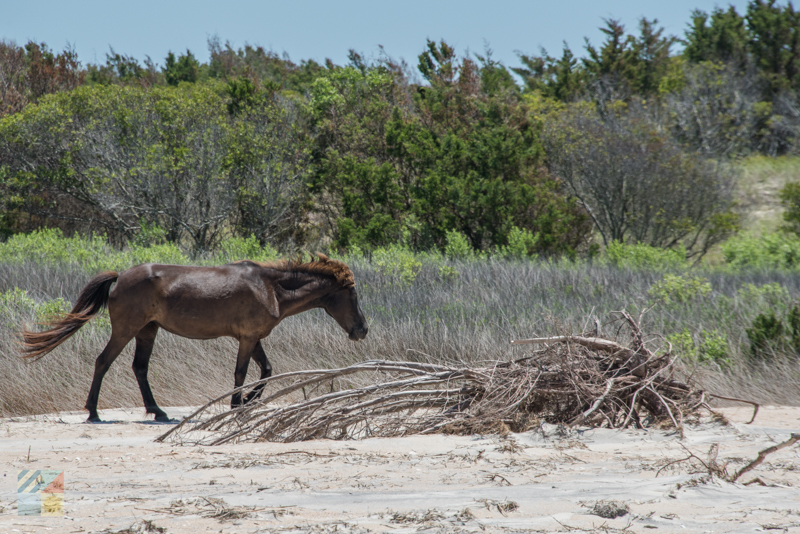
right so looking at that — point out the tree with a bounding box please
[0,40,83,118]
[164,49,199,85]
[583,18,675,96]
[746,0,800,94]
[542,101,738,257]
[86,47,160,87]
[514,44,585,101]
[309,41,591,254]
[207,36,326,93]
[683,6,749,66]
[0,83,310,251]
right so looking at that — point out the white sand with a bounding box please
[1,406,798,533]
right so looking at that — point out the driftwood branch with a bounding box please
[158,312,711,446]
[707,393,761,424]
[730,433,800,483]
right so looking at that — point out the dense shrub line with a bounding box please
[8,1,800,258]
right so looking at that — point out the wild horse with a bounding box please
[21,254,368,422]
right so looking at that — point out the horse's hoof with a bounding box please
[86,417,102,424]
[154,415,173,423]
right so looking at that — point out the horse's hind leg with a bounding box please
[243,340,273,404]
[131,322,169,422]
[85,332,134,423]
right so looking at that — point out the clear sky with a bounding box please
[3,1,751,71]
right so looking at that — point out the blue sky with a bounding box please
[4,1,750,70]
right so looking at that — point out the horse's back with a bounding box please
[108,263,274,339]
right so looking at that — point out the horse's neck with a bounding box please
[264,269,335,315]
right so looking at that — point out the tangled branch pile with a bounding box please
[158,312,710,446]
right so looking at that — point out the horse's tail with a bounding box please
[20,271,119,360]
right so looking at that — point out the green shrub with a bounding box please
[746,311,785,359]
[443,230,475,260]
[667,328,730,366]
[109,243,190,271]
[214,235,280,264]
[698,330,731,366]
[495,226,539,260]
[371,245,422,286]
[35,298,71,322]
[666,329,696,359]
[0,228,191,272]
[0,288,35,316]
[647,273,712,305]
[721,232,800,270]
[437,264,460,281]
[789,303,800,352]
[736,282,791,312]
[604,241,688,270]
[0,228,112,267]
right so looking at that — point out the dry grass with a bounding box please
[1,259,799,419]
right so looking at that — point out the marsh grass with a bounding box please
[1,257,799,418]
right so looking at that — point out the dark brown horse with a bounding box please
[21,254,368,422]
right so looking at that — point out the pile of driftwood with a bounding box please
[158,311,713,446]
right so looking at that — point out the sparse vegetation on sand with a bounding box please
[1,232,799,418]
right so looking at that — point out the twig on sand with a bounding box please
[730,433,800,483]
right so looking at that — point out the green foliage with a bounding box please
[698,329,731,365]
[0,287,35,314]
[737,282,792,313]
[164,50,200,86]
[437,264,460,281]
[0,228,190,272]
[444,230,475,260]
[604,241,688,270]
[513,45,585,101]
[789,302,800,349]
[747,311,785,359]
[0,229,113,267]
[779,181,800,236]
[371,245,422,286]
[648,273,712,305]
[667,328,731,366]
[583,18,675,95]
[208,37,326,94]
[310,50,590,255]
[745,0,800,94]
[721,232,800,270]
[214,235,280,263]
[35,297,70,322]
[495,226,539,260]
[0,82,309,251]
[683,6,749,65]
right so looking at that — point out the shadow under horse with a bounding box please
[20,254,369,422]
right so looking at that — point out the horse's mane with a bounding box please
[238,253,355,288]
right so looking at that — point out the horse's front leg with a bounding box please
[231,338,258,409]
[243,340,273,404]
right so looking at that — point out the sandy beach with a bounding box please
[0,406,798,534]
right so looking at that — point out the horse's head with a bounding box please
[321,285,369,341]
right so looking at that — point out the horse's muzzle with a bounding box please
[349,325,368,341]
